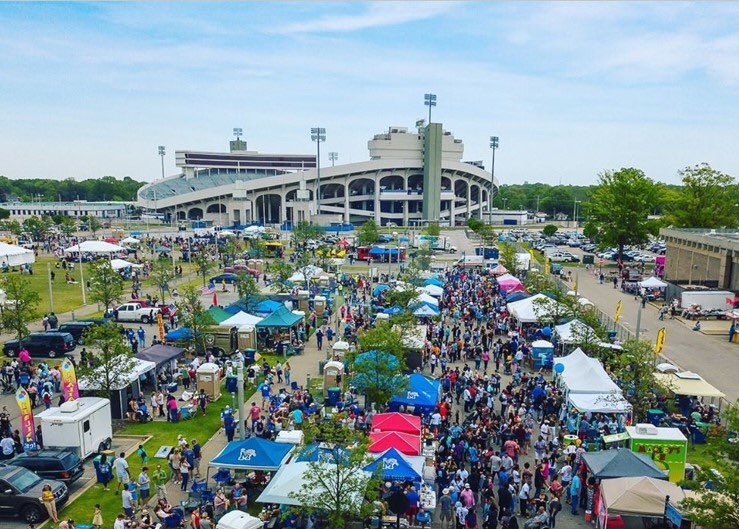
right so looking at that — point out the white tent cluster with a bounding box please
[0,242,35,267]
[507,293,564,323]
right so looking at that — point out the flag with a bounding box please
[615,300,623,323]
[60,358,80,402]
[544,257,550,275]
[16,388,38,452]
[157,312,165,342]
[212,292,218,307]
[655,327,666,354]
[201,284,215,295]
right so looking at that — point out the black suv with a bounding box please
[0,465,68,523]
[56,321,97,345]
[9,449,84,484]
[3,332,75,358]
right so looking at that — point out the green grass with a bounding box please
[59,382,255,524]
[686,435,737,476]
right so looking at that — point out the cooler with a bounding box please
[647,409,665,427]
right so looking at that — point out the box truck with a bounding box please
[680,290,734,311]
[36,397,113,459]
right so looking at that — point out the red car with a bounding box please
[130,298,176,317]
[223,266,259,278]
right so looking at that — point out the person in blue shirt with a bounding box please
[292,408,303,430]
[137,326,146,347]
[570,474,581,515]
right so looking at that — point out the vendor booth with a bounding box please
[559,360,621,394]
[368,431,421,456]
[255,306,304,352]
[221,311,263,328]
[598,476,691,529]
[507,293,563,323]
[0,242,35,267]
[254,299,283,315]
[136,344,185,373]
[208,306,232,324]
[583,448,667,480]
[79,357,155,420]
[363,447,422,481]
[209,437,293,472]
[530,339,554,369]
[196,363,222,401]
[388,374,441,415]
[625,424,688,483]
[323,360,344,397]
[496,273,525,293]
[371,412,422,435]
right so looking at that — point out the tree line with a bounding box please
[0,175,145,203]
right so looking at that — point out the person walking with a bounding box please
[569,473,581,515]
[137,326,146,348]
[40,483,59,523]
[113,452,129,492]
[179,456,191,491]
[547,495,561,528]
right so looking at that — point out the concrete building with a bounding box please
[0,201,129,220]
[660,228,739,290]
[137,122,497,227]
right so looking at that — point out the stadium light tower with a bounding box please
[329,152,338,167]
[233,127,243,139]
[489,136,499,224]
[158,145,166,180]
[424,93,437,123]
[311,127,326,214]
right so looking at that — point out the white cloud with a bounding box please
[273,2,457,33]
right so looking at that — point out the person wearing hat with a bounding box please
[438,488,453,529]
[460,483,475,510]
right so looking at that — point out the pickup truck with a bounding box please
[130,298,176,317]
[113,302,160,323]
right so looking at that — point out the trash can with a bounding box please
[691,425,707,444]
[225,375,238,393]
[326,387,341,406]
[244,348,256,365]
[607,330,617,342]
[647,409,665,427]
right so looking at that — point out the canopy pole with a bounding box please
[79,248,86,305]
[47,262,54,312]
[237,361,245,440]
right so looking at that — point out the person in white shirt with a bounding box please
[113,514,128,529]
[0,435,14,459]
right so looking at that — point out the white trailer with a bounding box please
[36,397,113,459]
[680,290,734,311]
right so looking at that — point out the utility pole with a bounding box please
[237,361,245,440]
[489,136,499,225]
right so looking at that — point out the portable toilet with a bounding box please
[237,327,256,350]
[196,363,222,401]
[531,340,554,369]
[314,295,326,315]
[323,361,344,396]
[297,290,310,312]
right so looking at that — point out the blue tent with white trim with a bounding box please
[363,447,422,481]
[295,443,348,464]
[254,299,283,314]
[389,374,441,414]
[209,437,293,471]
[383,305,404,315]
[423,278,443,287]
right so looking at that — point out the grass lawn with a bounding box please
[59,382,255,524]
[686,435,737,476]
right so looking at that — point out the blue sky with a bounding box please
[1,2,738,185]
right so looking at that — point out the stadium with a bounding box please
[137,122,497,227]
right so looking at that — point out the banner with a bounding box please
[655,327,666,354]
[15,388,38,452]
[544,257,550,275]
[614,300,623,323]
[60,358,80,402]
[157,312,165,341]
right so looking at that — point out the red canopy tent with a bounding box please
[368,431,421,456]
[371,413,422,435]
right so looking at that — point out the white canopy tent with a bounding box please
[638,276,668,288]
[288,265,324,283]
[414,292,439,306]
[653,372,726,398]
[421,284,443,297]
[0,242,35,267]
[216,511,263,529]
[120,237,140,245]
[560,362,621,394]
[256,461,370,507]
[221,311,263,328]
[507,293,562,323]
[110,258,143,271]
[568,392,632,413]
[554,320,599,344]
[64,241,126,254]
[78,357,155,391]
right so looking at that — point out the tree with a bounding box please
[466,217,484,231]
[88,261,124,312]
[582,168,662,255]
[88,216,102,236]
[668,163,738,228]
[542,224,559,237]
[192,252,215,287]
[177,285,216,354]
[605,339,656,422]
[476,225,498,248]
[57,216,77,237]
[292,220,323,248]
[348,344,408,410]
[77,324,138,400]
[150,260,175,304]
[498,242,519,273]
[268,261,293,293]
[679,472,739,529]
[0,219,22,237]
[410,247,432,272]
[290,427,380,529]
[0,209,9,220]
[22,215,53,241]
[0,274,40,341]
[423,222,440,237]
[356,219,379,246]
[235,273,261,306]
[220,240,239,266]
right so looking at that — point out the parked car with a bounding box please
[549,252,580,263]
[129,298,176,317]
[3,332,75,359]
[209,273,239,285]
[222,266,259,278]
[8,449,84,485]
[55,321,97,345]
[0,465,68,523]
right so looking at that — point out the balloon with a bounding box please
[554,363,565,374]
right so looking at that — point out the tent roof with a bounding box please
[653,372,725,398]
[209,437,293,471]
[554,319,598,344]
[120,236,140,244]
[207,306,232,324]
[497,273,522,288]
[110,258,143,270]
[255,306,303,328]
[390,373,441,408]
[294,443,348,464]
[639,276,668,288]
[256,461,369,507]
[507,293,561,323]
[421,284,443,297]
[215,511,263,529]
[0,242,33,257]
[363,447,422,481]
[491,264,509,275]
[560,361,621,394]
[136,344,185,366]
[414,292,439,306]
[165,327,192,341]
[413,305,439,317]
[368,431,421,456]
[423,277,443,287]
[600,476,687,516]
[221,311,263,328]
[554,347,589,372]
[64,240,125,254]
[79,356,155,391]
[583,449,665,480]
[254,299,283,313]
[568,393,632,414]
[371,413,422,435]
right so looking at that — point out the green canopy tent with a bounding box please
[255,306,304,353]
[208,306,232,324]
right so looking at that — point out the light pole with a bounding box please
[311,127,326,217]
[489,136,499,225]
[502,198,508,210]
[424,93,437,123]
[573,200,581,228]
[158,146,165,180]
[328,152,338,167]
[233,127,242,141]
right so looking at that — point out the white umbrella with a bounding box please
[64,241,125,254]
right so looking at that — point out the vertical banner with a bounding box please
[614,300,623,323]
[157,312,165,341]
[544,257,550,275]
[15,388,38,452]
[60,358,80,401]
[655,328,666,354]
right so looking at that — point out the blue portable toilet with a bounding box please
[326,387,341,406]
[531,340,554,370]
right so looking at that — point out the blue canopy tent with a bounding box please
[373,284,390,297]
[295,443,348,464]
[363,447,422,481]
[423,278,443,287]
[165,327,192,341]
[383,305,404,315]
[209,437,293,471]
[369,247,386,257]
[413,305,439,317]
[389,374,441,415]
[255,299,284,314]
[505,291,531,303]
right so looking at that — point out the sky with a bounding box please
[1,2,738,186]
